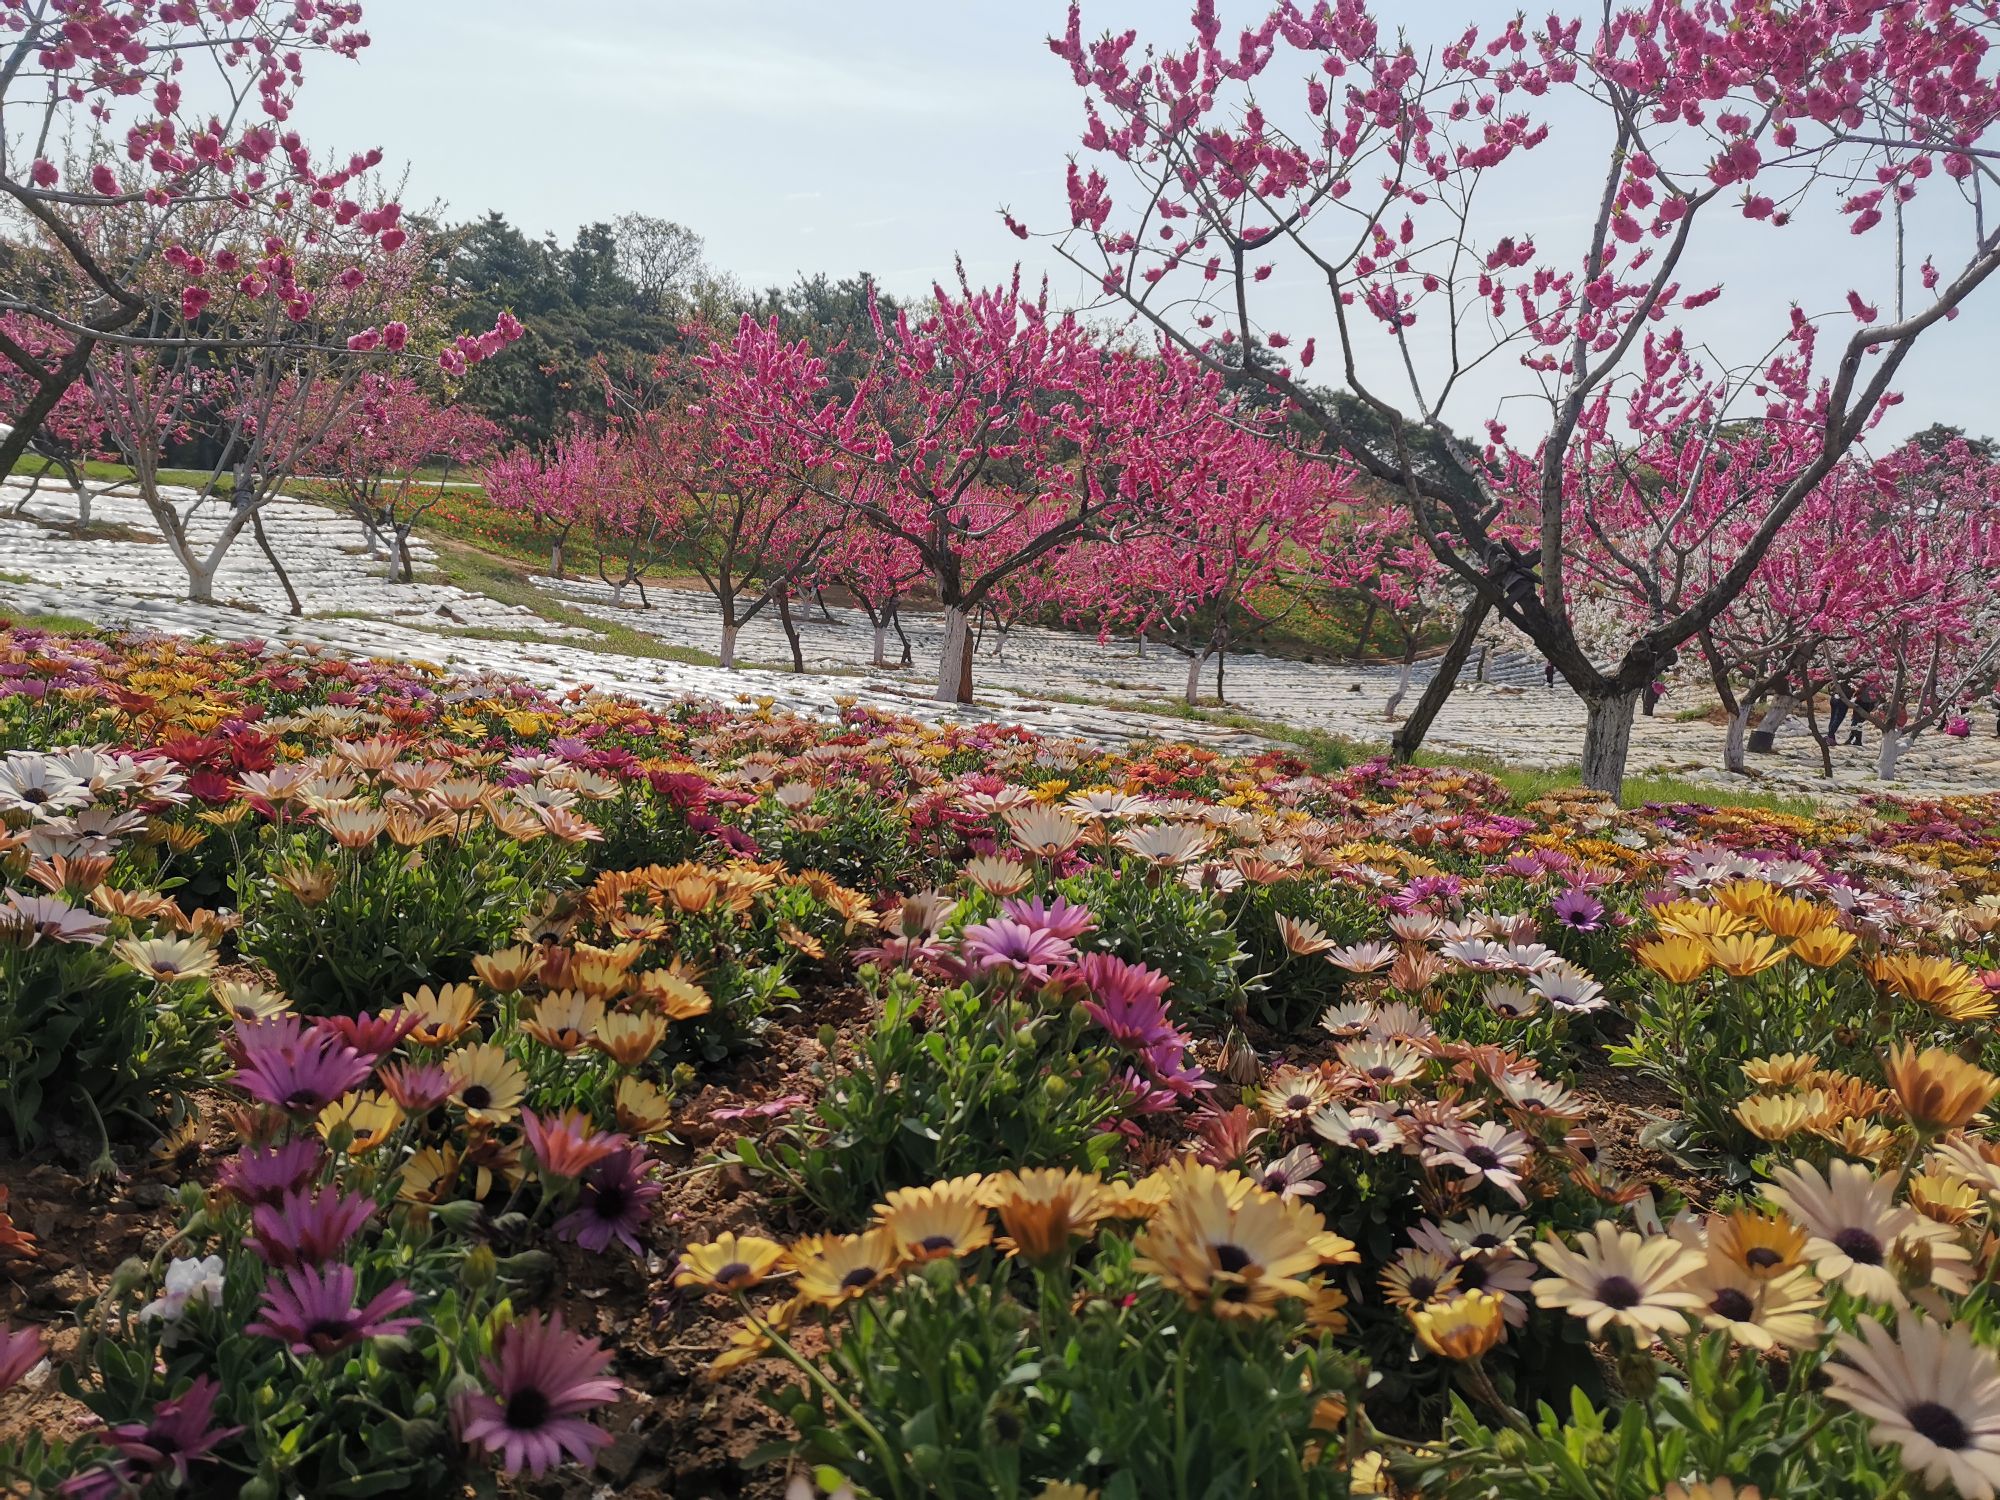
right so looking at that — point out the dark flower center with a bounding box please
[306,1319,355,1351]
[1906,1400,1970,1451]
[1594,1275,1643,1309]
[1456,1260,1489,1290]
[1465,1146,1503,1169]
[1214,1244,1253,1274]
[1406,1275,1438,1301]
[1367,1065,1396,1081]
[284,1088,325,1111]
[1833,1227,1884,1266]
[714,1260,750,1285]
[1744,1246,1783,1270]
[1352,1128,1380,1148]
[1471,1233,1502,1249]
[460,1085,493,1110]
[919,1234,955,1253]
[839,1267,877,1290]
[591,1185,629,1219]
[1287,1094,1313,1112]
[1709,1288,1755,1322]
[505,1387,552,1432]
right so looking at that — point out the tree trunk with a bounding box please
[1354,597,1377,659]
[1803,696,1835,779]
[1723,708,1751,775]
[871,621,889,667]
[184,557,218,605]
[1579,690,1642,797]
[550,539,565,579]
[250,507,302,617]
[1135,631,1145,659]
[1384,649,1416,720]
[718,620,740,669]
[1183,648,1208,705]
[394,527,416,584]
[1747,692,1795,754]
[1390,596,1489,763]
[1876,727,1916,780]
[936,604,974,704]
[892,604,913,667]
[777,589,805,672]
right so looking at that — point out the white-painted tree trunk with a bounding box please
[1723,708,1750,774]
[871,622,889,667]
[1183,649,1208,705]
[718,622,739,669]
[936,604,973,703]
[1876,727,1917,780]
[1384,659,1416,720]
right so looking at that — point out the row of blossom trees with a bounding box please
[1030,0,2000,793]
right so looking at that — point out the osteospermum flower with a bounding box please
[1325,941,1396,974]
[1531,1221,1704,1339]
[1687,1257,1824,1352]
[1261,1066,1334,1125]
[1634,936,1713,984]
[1409,1290,1507,1360]
[0,1323,46,1393]
[1310,1102,1406,1154]
[216,1139,324,1206]
[673,1232,788,1293]
[521,1109,624,1179]
[246,1186,376,1268]
[1788,926,1858,968]
[232,1023,373,1116]
[94,1375,243,1491]
[245,1263,419,1356]
[519,991,606,1053]
[556,1146,661,1254]
[880,1179,994,1263]
[113,935,217,982]
[1423,1122,1534,1205]
[1706,1208,1809,1280]
[1132,1164,1332,1318]
[1529,965,1606,1013]
[1885,1045,2000,1133]
[1336,1038,1427,1089]
[981,1168,1115,1261]
[961,916,1076,984]
[404,982,483,1046]
[456,1312,622,1476]
[1825,1316,2000,1500]
[1380,1248,1462,1310]
[447,1043,527,1125]
[1764,1159,1964,1308]
[787,1229,900,1305]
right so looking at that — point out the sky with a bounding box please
[291,2,1998,443]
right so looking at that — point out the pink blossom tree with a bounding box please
[484,424,615,581]
[704,272,1250,702]
[303,375,501,582]
[811,503,927,668]
[0,316,109,522]
[0,1,388,475]
[1833,438,2000,778]
[1034,2,2000,793]
[1062,428,1346,705]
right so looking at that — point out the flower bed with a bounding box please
[2,622,1999,1498]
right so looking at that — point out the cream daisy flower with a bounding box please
[1825,1316,2000,1499]
[1530,1221,1703,1339]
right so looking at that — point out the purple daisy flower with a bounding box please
[246,1264,419,1356]
[1550,889,1605,932]
[555,1146,661,1255]
[246,1186,377,1268]
[455,1312,621,1475]
[314,1008,421,1060]
[216,1139,325,1206]
[95,1376,242,1490]
[960,917,1076,984]
[998,894,1097,942]
[0,1324,46,1393]
[232,1021,373,1115]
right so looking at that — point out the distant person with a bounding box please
[1991,686,2000,739]
[1827,684,1851,742]
[1544,659,1557,688]
[1848,687,1875,747]
[1641,679,1664,716]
